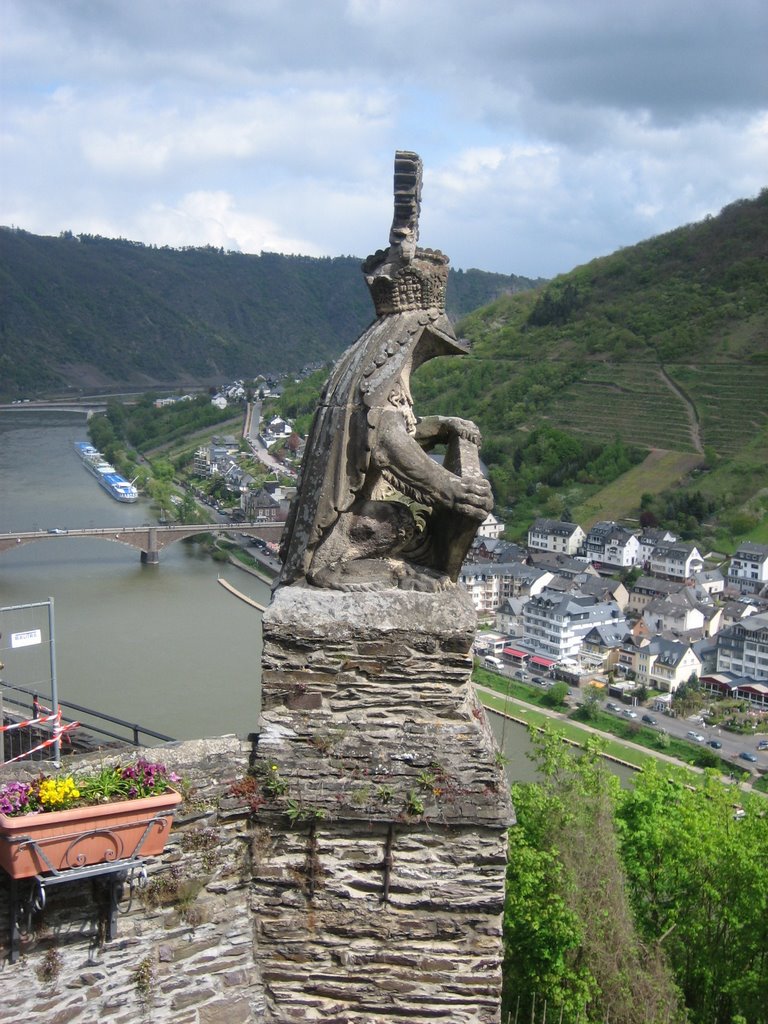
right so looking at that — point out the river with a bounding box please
[0,411,268,742]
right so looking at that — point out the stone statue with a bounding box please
[278,151,493,592]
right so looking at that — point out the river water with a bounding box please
[0,411,268,742]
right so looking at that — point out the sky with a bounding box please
[1,0,766,280]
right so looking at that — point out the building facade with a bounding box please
[716,611,768,680]
[727,542,768,595]
[585,521,639,570]
[527,518,586,556]
[523,589,626,662]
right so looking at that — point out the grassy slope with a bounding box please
[573,449,703,528]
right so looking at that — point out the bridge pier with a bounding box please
[141,528,160,564]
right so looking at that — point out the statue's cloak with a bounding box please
[278,309,466,587]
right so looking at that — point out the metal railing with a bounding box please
[0,682,175,763]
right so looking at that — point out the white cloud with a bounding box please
[137,190,322,256]
[1,0,766,277]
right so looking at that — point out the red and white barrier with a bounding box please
[1,707,80,764]
[0,709,60,733]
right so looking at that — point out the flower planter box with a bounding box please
[0,790,182,879]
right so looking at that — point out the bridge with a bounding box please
[0,522,284,564]
[0,400,109,416]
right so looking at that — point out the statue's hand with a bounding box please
[449,474,494,517]
[440,416,482,447]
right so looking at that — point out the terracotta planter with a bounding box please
[0,790,182,879]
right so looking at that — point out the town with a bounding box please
[177,385,768,744]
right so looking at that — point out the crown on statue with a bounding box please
[362,246,450,315]
[361,150,450,316]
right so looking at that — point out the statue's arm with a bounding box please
[414,415,482,450]
[373,410,492,516]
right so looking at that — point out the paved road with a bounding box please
[479,665,767,775]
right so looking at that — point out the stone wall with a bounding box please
[0,587,513,1022]
[250,586,513,1020]
[0,736,265,1024]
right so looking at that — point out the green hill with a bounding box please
[409,189,768,544]
[0,228,540,395]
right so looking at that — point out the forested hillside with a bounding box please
[0,228,540,394]
[504,730,768,1024]
[277,191,768,546]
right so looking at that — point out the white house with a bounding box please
[633,637,702,693]
[727,542,768,595]
[522,589,626,663]
[477,513,505,540]
[527,518,586,556]
[636,527,678,567]
[458,561,553,615]
[585,521,639,570]
[642,592,706,636]
[648,541,704,581]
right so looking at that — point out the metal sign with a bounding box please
[10,628,43,649]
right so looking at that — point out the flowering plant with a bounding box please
[0,758,181,817]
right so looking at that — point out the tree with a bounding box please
[149,478,172,519]
[579,684,603,721]
[617,763,768,1024]
[544,680,569,708]
[503,728,683,1024]
[178,491,199,524]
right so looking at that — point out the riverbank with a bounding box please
[476,684,763,794]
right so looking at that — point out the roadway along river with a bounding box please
[0,411,269,742]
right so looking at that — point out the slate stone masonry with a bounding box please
[251,585,514,1020]
[0,588,513,1022]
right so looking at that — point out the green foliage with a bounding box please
[581,685,603,720]
[543,680,570,707]
[504,728,683,1023]
[527,278,586,326]
[404,789,425,816]
[272,367,330,435]
[284,799,327,825]
[617,764,768,1024]
[120,394,235,450]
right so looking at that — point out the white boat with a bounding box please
[73,441,138,503]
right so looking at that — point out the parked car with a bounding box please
[757,739,768,751]
[708,739,722,749]
[739,751,758,763]
[686,731,705,743]
[622,709,638,719]
[641,714,657,726]
[606,702,620,712]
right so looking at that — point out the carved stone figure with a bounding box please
[278,151,493,592]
